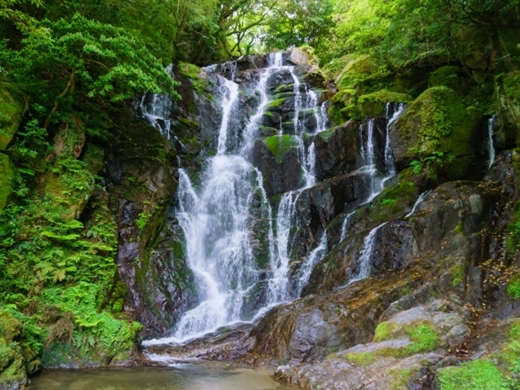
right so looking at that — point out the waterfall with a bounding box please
[488,114,497,169]
[405,190,431,218]
[340,211,356,242]
[142,52,331,345]
[348,223,387,284]
[139,65,174,139]
[144,58,284,343]
[296,231,328,297]
[216,76,240,155]
[362,103,406,203]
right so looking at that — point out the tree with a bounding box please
[1,13,177,132]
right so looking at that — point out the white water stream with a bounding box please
[143,53,331,346]
[488,114,497,169]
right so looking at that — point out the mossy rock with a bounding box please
[178,62,206,94]
[265,134,300,164]
[329,88,358,123]
[495,71,520,149]
[429,66,462,91]
[0,153,15,211]
[336,54,390,91]
[0,310,22,343]
[392,86,484,173]
[437,359,509,390]
[40,156,95,221]
[82,143,104,175]
[0,310,27,388]
[358,90,413,117]
[288,45,320,68]
[0,86,23,151]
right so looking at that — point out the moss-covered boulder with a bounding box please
[495,71,520,149]
[357,90,412,118]
[265,134,300,164]
[0,153,14,211]
[0,87,23,151]
[0,310,28,389]
[391,86,485,179]
[429,66,463,91]
[336,54,389,91]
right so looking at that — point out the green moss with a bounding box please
[437,360,508,390]
[344,351,376,366]
[451,265,464,287]
[404,324,439,354]
[267,97,287,111]
[0,153,15,210]
[317,127,336,141]
[330,88,358,121]
[397,87,482,160]
[178,62,206,94]
[429,66,461,90]
[81,143,104,175]
[265,135,299,164]
[388,368,417,390]
[0,87,23,151]
[374,321,399,342]
[336,55,390,91]
[374,320,439,356]
[358,89,412,117]
[507,273,520,300]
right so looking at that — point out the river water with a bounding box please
[28,363,297,390]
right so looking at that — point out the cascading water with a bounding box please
[348,222,387,285]
[296,231,328,296]
[142,52,332,345]
[488,114,497,169]
[405,190,432,218]
[340,211,356,242]
[361,103,406,203]
[139,65,175,140]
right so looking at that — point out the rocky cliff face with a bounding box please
[139,48,520,389]
[2,44,519,389]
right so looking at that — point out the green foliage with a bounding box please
[265,134,299,164]
[262,0,334,59]
[404,324,439,355]
[451,265,464,287]
[438,360,509,390]
[410,160,422,175]
[2,13,176,103]
[507,273,520,300]
[345,351,376,366]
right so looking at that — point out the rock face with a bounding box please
[128,50,519,390]
[0,153,14,211]
[0,87,22,151]
[390,86,486,178]
[102,106,191,337]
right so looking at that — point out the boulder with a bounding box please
[391,86,486,179]
[0,87,22,151]
[0,153,14,211]
[495,71,520,149]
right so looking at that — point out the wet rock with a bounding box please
[391,86,486,178]
[249,268,426,364]
[313,120,361,180]
[143,323,255,362]
[252,139,302,197]
[445,324,470,347]
[0,310,31,389]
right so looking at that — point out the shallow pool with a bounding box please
[28,363,298,390]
